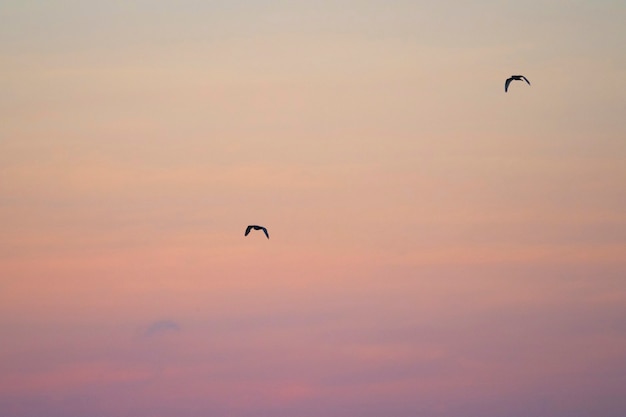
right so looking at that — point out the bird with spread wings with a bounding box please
[245,225,269,239]
[505,75,531,92]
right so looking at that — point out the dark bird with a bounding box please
[245,225,269,239]
[505,75,531,92]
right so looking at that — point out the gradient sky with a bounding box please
[1,1,625,416]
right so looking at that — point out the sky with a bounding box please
[1,1,625,416]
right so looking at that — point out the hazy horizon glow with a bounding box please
[1,1,625,416]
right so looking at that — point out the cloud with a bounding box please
[143,320,181,337]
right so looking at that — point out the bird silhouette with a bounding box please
[245,225,269,239]
[505,75,531,92]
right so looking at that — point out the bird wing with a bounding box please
[505,77,512,92]
[262,227,269,239]
[245,225,253,236]
[521,76,530,85]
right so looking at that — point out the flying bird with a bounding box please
[505,75,531,92]
[245,225,269,239]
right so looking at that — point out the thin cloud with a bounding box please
[143,320,181,337]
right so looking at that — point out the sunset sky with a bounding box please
[1,1,625,416]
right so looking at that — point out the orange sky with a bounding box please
[1,1,625,416]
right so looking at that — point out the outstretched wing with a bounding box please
[505,77,512,92]
[521,75,531,85]
[245,225,253,236]
[262,227,269,239]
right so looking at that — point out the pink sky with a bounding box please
[1,1,625,416]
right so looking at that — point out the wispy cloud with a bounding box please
[143,320,181,337]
